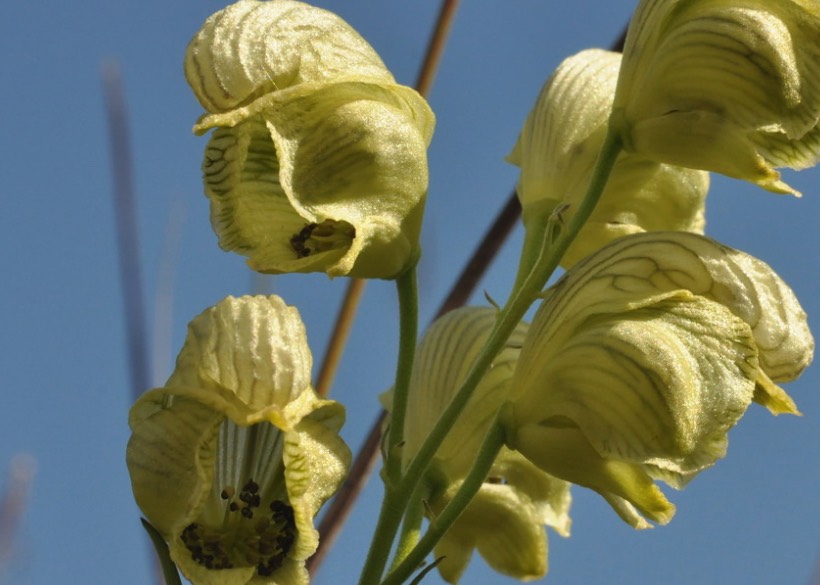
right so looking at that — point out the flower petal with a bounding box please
[508,48,708,268]
[511,422,675,528]
[492,448,572,538]
[432,480,548,583]
[184,0,394,114]
[614,0,820,193]
[165,296,313,426]
[523,232,813,413]
[127,393,222,535]
[508,232,812,526]
[400,307,529,476]
[515,294,758,485]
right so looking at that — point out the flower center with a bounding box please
[181,478,297,576]
[290,220,355,258]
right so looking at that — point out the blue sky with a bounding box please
[1,1,819,584]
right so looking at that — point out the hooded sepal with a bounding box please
[507,48,708,268]
[507,232,812,527]
[613,0,820,195]
[186,0,434,279]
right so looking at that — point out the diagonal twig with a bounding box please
[102,60,151,401]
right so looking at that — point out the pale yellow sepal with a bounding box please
[507,232,813,527]
[613,0,820,195]
[186,0,435,279]
[385,307,571,583]
[529,232,813,413]
[508,49,707,268]
[126,296,351,585]
[432,449,570,583]
[184,0,394,113]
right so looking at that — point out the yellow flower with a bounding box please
[126,296,351,585]
[508,49,708,268]
[185,0,435,278]
[505,232,813,528]
[612,0,820,195]
[386,307,571,583]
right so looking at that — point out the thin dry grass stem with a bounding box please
[102,60,166,585]
[0,455,36,579]
[309,24,630,577]
[313,0,462,399]
[102,60,151,401]
[413,0,461,97]
[315,279,367,396]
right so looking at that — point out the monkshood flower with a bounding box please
[185,0,435,278]
[508,49,708,268]
[126,296,351,585]
[612,0,820,195]
[385,307,571,583]
[504,232,812,529]
[508,49,709,268]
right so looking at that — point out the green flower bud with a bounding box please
[508,49,708,268]
[185,0,435,278]
[385,307,571,583]
[612,0,820,195]
[506,232,813,528]
[126,296,351,585]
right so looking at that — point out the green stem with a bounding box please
[385,266,419,483]
[360,130,621,585]
[140,518,182,585]
[381,420,505,585]
[357,266,420,585]
[383,128,623,573]
[389,480,430,573]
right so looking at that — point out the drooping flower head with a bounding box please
[385,307,571,583]
[185,0,435,278]
[126,296,351,585]
[612,0,820,195]
[508,49,708,268]
[505,232,813,528]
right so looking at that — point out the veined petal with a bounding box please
[508,232,812,527]
[386,308,570,582]
[127,394,222,536]
[400,307,529,476]
[492,448,572,538]
[432,479,548,583]
[184,0,394,114]
[261,82,431,278]
[514,294,758,485]
[511,422,675,529]
[521,232,813,413]
[281,410,352,563]
[508,49,622,213]
[508,49,707,268]
[614,0,820,193]
[166,296,313,427]
[126,296,350,585]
